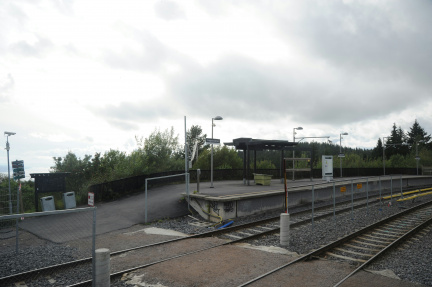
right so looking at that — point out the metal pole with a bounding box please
[211,118,214,188]
[145,179,148,223]
[292,128,295,181]
[284,159,288,213]
[366,178,369,214]
[15,184,19,253]
[333,182,336,223]
[416,142,419,175]
[6,136,12,214]
[351,180,354,220]
[400,175,403,198]
[379,176,382,211]
[311,185,314,231]
[340,134,342,177]
[92,208,96,287]
[184,116,189,210]
[390,175,393,201]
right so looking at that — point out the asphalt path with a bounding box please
[19,182,190,243]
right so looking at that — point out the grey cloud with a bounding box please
[165,54,416,125]
[9,36,54,58]
[154,0,186,20]
[91,101,179,130]
[270,1,432,87]
[103,29,169,72]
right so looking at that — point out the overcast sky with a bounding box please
[1,0,432,177]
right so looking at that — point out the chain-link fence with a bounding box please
[0,207,96,286]
[0,185,19,216]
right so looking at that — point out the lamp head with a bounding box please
[4,131,16,136]
[213,116,223,121]
[341,132,348,136]
[296,127,303,130]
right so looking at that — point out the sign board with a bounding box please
[338,153,345,158]
[415,156,421,160]
[12,160,25,180]
[357,183,362,189]
[340,186,347,192]
[205,138,220,145]
[322,155,333,181]
[88,192,95,207]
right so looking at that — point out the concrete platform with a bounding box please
[184,175,432,222]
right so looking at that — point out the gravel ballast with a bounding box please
[1,196,431,286]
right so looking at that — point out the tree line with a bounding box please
[2,119,430,213]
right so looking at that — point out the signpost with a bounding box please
[205,138,220,145]
[88,192,95,207]
[12,160,25,180]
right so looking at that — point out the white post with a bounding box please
[280,213,290,246]
[95,248,110,286]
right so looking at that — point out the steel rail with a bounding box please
[236,198,432,287]
[2,184,430,286]
[333,216,432,286]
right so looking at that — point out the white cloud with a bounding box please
[0,0,431,175]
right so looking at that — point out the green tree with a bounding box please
[371,138,383,160]
[51,151,92,192]
[407,119,431,148]
[136,127,183,173]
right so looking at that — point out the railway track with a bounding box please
[237,198,432,287]
[1,185,431,286]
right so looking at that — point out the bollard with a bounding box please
[280,213,290,246]
[95,248,110,287]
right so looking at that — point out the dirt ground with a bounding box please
[107,228,425,287]
[3,224,426,287]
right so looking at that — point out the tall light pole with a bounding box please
[4,131,16,214]
[211,116,223,188]
[339,132,348,177]
[292,127,303,180]
[382,136,389,175]
[416,140,425,175]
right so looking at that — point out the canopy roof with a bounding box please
[225,138,298,151]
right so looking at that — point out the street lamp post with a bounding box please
[4,131,16,214]
[210,116,223,188]
[416,140,425,175]
[292,127,303,180]
[339,132,348,177]
[382,137,389,175]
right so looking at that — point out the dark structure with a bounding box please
[225,138,301,185]
[30,173,70,211]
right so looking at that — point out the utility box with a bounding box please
[40,196,56,212]
[63,191,76,209]
[322,155,333,182]
[253,173,272,186]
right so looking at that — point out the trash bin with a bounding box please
[40,196,56,211]
[63,191,76,209]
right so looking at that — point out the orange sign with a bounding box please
[340,186,347,192]
[357,183,362,189]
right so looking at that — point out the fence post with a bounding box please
[311,185,315,231]
[92,208,97,287]
[333,182,336,224]
[366,178,369,214]
[280,213,290,246]
[95,248,110,287]
[351,180,354,220]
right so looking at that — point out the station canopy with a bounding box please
[225,138,298,151]
[225,138,299,185]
